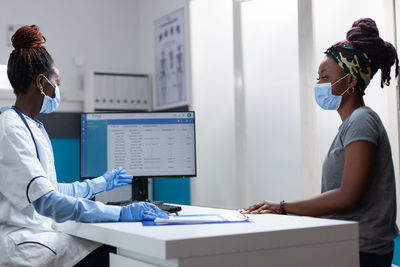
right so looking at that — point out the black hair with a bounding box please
[335,18,398,92]
[7,25,54,95]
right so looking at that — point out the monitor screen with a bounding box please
[80,111,196,178]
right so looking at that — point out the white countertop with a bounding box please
[56,205,358,260]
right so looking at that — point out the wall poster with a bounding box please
[154,8,187,110]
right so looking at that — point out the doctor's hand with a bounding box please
[102,167,133,191]
[119,202,169,222]
[240,200,282,214]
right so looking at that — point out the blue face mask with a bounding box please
[40,76,61,114]
[314,74,350,110]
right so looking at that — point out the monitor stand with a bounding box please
[131,178,149,201]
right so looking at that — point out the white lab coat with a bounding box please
[0,109,100,267]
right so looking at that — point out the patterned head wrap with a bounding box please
[325,45,376,91]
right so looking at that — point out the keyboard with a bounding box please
[107,200,182,214]
[154,203,182,214]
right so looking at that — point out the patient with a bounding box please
[241,18,398,267]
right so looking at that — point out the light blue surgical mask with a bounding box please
[40,76,61,114]
[314,74,350,110]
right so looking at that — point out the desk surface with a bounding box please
[57,205,358,261]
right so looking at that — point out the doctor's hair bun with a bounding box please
[7,25,54,95]
[338,18,398,88]
[11,25,46,50]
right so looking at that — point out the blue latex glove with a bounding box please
[119,202,169,222]
[102,167,133,191]
[33,190,121,223]
[58,177,107,199]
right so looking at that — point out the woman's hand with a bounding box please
[240,200,282,214]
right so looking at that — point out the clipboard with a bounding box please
[142,213,250,226]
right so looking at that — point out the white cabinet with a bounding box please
[85,72,151,112]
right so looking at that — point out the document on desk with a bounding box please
[143,213,250,226]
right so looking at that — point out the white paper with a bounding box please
[154,214,249,224]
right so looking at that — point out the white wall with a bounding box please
[241,0,303,203]
[0,0,140,111]
[298,0,321,197]
[135,0,186,81]
[190,0,238,209]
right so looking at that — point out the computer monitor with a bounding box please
[80,111,196,179]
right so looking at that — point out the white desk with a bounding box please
[57,205,359,267]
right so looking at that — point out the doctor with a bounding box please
[0,25,167,267]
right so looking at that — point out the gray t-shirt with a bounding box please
[321,106,398,254]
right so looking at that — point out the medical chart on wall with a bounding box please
[154,8,187,110]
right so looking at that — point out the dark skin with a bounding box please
[242,56,376,216]
[14,66,61,121]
